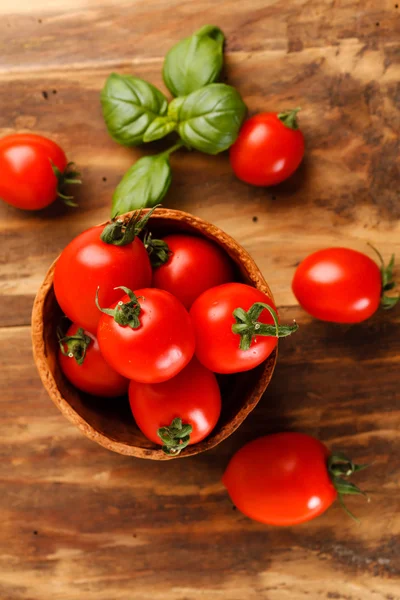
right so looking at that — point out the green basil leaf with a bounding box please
[163,25,224,97]
[101,74,168,146]
[143,117,177,143]
[111,154,171,216]
[171,83,247,154]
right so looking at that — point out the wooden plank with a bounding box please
[1,0,398,71]
[0,320,399,600]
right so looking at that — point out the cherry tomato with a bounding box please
[292,247,391,323]
[54,216,152,334]
[97,287,195,383]
[190,282,297,374]
[230,110,305,186]
[0,133,80,210]
[150,233,235,309]
[58,323,129,397]
[129,357,221,455]
[223,433,366,526]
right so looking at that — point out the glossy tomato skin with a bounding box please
[97,288,195,383]
[152,234,235,309]
[0,134,68,210]
[292,248,381,323]
[190,282,278,374]
[223,433,337,526]
[58,323,129,397]
[129,357,221,446]
[54,227,152,334]
[230,113,305,186]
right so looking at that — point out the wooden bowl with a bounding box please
[32,208,277,459]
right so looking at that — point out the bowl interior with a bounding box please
[34,211,277,459]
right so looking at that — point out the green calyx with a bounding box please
[101,205,160,246]
[51,161,81,207]
[157,418,193,456]
[328,453,369,522]
[368,244,399,310]
[278,107,301,130]
[232,302,298,351]
[143,231,172,267]
[57,327,91,365]
[96,286,142,328]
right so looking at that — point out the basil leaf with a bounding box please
[170,84,247,155]
[163,25,225,97]
[111,154,171,216]
[101,74,168,146]
[143,117,177,143]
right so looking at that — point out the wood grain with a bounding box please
[0,0,399,598]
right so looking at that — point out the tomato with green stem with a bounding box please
[96,286,195,383]
[229,109,305,187]
[189,282,298,374]
[0,133,80,210]
[129,358,221,455]
[147,233,235,309]
[223,433,368,526]
[58,323,129,397]
[54,210,153,334]
[292,246,398,323]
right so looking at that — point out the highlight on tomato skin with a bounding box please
[291,247,397,323]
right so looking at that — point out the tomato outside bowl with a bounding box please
[32,208,277,460]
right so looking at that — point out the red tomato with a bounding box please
[58,323,129,397]
[97,287,195,383]
[292,247,383,323]
[230,110,305,186]
[223,433,337,526]
[151,234,235,309]
[129,357,221,454]
[54,218,152,334]
[0,133,80,210]
[190,282,296,374]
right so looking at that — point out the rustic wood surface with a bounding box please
[0,1,399,599]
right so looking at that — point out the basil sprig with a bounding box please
[101,74,168,146]
[101,25,248,213]
[163,25,225,97]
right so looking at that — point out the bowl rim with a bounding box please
[32,207,278,460]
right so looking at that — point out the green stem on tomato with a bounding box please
[327,452,370,523]
[51,160,81,207]
[231,302,298,351]
[278,107,301,130]
[143,231,172,267]
[367,243,399,310]
[157,417,193,456]
[101,205,160,246]
[57,326,91,365]
[95,286,143,328]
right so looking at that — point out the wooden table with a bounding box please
[1,1,399,598]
